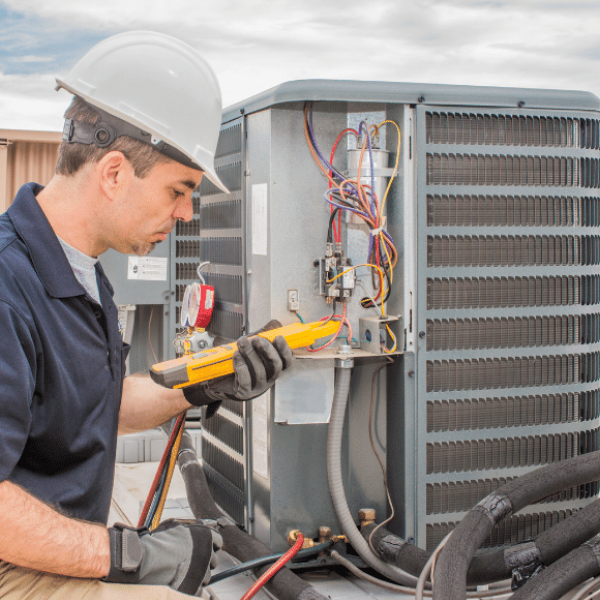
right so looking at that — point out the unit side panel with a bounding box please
[185,117,250,529]
[414,105,600,550]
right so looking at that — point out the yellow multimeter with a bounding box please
[150,320,340,389]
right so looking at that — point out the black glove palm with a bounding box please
[183,334,293,410]
[104,519,223,594]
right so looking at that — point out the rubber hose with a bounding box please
[365,496,600,585]
[432,450,600,600]
[510,538,600,600]
[176,432,328,600]
[326,366,419,587]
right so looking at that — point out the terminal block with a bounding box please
[317,244,355,300]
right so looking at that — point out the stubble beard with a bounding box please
[132,239,162,256]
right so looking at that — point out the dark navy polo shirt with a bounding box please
[0,183,129,524]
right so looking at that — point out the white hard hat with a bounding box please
[56,31,228,193]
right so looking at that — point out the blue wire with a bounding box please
[145,468,167,528]
[296,313,306,324]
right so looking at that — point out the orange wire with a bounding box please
[240,534,304,600]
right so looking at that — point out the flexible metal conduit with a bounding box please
[326,359,420,587]
[364,496,600,585]
[432,450,600,600]
[176,431,327,600]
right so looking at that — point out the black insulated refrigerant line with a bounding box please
[509,537,600,600]
[431,450,600,600]
[363,496,600,585]
[176,431,328,600]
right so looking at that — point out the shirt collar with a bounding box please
[8,183,87,299]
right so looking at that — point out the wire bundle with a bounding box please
[303,103,400,310]
[138,413,186,530]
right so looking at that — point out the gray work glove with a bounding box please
[183,324,293,413]
[104,519,223,594]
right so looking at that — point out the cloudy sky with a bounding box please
[2,0,600,132]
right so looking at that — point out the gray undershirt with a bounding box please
[58,237,101,304]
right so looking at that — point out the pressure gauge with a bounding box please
[180,283,215,329]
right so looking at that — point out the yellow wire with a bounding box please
[151,423,184,530]
[327,264,387,317]
[380,233,393,285]
[376,120,402,215]
[384,324,397,354]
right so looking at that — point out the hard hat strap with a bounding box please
[61,104,202,173]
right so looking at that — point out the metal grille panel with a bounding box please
[426,153,578,187]
[425,431,592,474]
[425,353,587,392]
[426,315,586,351]
[426,392,592,433]
[426,235,595,268]
[205,469,245,524]
[426,478,584,515]
[202,438,244,490]
[427,194,582,227]
[427,276,581,309]
[209,305,244,340]
[198,200,243,230]
[202,413,244,454]
[426,510,575,552]
[198,238,242,266]
[416,104,600,549]
[426,112,577,147]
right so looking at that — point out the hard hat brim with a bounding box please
[56,78,230,195]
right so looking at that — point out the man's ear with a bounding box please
[96,151,131,202]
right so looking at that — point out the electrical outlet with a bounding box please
[288,290,299,312]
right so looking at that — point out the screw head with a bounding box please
[408,370,415,377]
[418,96,425,103]
[419,331,425,338]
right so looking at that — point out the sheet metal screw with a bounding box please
[418,96,425,103]
[419,331,425,338]
[408,370,415,377]
[518,100,526,108]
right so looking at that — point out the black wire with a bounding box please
[361,267,391,309]
[210,540,335,584]
[327,207,341,244]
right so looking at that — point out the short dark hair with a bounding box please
[56,96,172,177]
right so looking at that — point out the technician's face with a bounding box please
[114,159,203,256]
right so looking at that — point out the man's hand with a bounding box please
[183,334,293,408]
[104,519,223,594]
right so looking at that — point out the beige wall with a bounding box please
[0,130,61,213]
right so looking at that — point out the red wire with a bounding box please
[138,413,185,527]
[329,128,358,243]
[240,534,304,600]
[306,305,348,353]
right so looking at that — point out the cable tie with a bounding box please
[371,227,384,235]
[475,492,512,525]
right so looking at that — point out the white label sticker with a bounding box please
[252,391,269,479]
[127,257,168,281]
[252,183,268,256]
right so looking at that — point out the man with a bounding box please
[0,31,292,599]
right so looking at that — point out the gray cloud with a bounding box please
[2,0,600,130]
